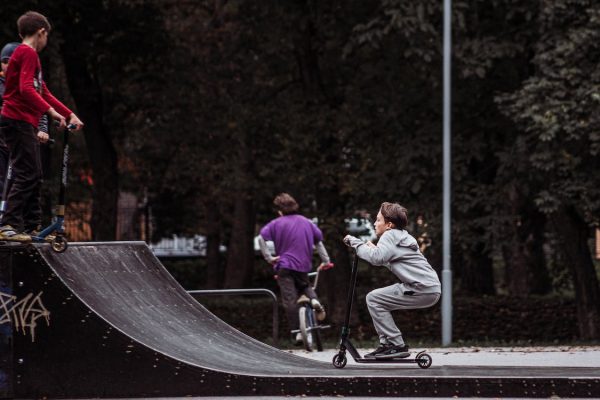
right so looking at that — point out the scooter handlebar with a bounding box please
[53,121,79,130]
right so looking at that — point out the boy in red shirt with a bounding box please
[0,11,83,241]
[1,42,50,195]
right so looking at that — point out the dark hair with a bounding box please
[380,202,408,230]
[273,193,299,215]
[17,11,51,38]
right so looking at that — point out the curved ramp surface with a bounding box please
[38,241,326,376]
[1,242,598,398]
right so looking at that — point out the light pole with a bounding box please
[442,0,453,346]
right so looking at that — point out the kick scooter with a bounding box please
[29,123,77,252]
[332,250,432,369]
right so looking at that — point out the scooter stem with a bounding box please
[57,127,70,211]
[341,250,360,339]
[0,164,13,219]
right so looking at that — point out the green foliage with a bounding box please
[496,1,600,222]
[2,0,598,309]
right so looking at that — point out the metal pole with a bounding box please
[442,0,453,346]
[187,289,279,346]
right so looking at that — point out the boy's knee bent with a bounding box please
[366,290,383,309]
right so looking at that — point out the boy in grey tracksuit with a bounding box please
[344,202,441,359]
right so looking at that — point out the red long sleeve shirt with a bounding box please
[1,44,72,127]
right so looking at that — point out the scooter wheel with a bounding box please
[332,353,347,369]
[51,236,68,253]
[417,353,432,369]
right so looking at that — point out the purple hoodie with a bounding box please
[260,214,323,272]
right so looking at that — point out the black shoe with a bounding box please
[364,343,393,359]
[374,344,410,359]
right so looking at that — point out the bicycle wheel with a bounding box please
[298,306,314,351]
[310,308,323,352]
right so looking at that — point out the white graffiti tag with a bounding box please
[0,291,50,342]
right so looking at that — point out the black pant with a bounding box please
[0,136,8,195]
[0,116,43,232]
[277,268,318,330]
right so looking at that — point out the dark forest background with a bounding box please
[1,0,599,343]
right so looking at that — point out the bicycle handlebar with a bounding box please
[317,262,334,271]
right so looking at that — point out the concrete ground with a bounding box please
[106,346,600,399]
[288,345,600,368]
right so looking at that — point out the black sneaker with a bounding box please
[364,343,393,359]
[374,344,410,359]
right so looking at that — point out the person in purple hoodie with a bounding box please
[258,193,331,344]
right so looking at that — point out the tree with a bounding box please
[8,0,171,240]
[497,0,600,338]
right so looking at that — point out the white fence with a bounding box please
[149,218,376,258]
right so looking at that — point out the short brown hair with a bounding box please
[17,11,51,38]
[273,193,299,215]
[380,202,408,229]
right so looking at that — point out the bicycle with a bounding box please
[291,262,334,352]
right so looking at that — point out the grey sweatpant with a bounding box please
[366,283,440,346]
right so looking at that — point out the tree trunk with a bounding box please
[292,0,327,101]
[552,206,600,340]
[502,186,551,295]
[502,221,549,295]
[290,0,358,329]
[222,115,256,288]
[60,36,118,241]
[223,192,256,288]
[457,233,496,295]
[204,199,223,289]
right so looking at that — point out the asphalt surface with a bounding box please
[289,345,600,368]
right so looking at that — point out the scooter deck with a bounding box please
[354,358,420,364]
[336,338,432,368]
[354,352,414,362]
[31,235,55,243]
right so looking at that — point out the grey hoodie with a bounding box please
[347,229,441,294]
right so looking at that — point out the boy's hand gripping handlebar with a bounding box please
[54,121,79,130]
[46,123,78,145]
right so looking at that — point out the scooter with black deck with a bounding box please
[332,250,432,369]
[29,123,77,252]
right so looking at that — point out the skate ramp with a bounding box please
[0,241,598,398]
[36,241,326,375]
